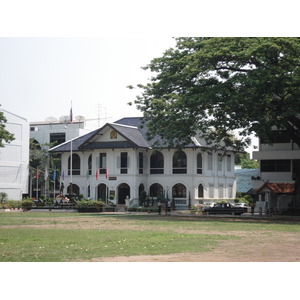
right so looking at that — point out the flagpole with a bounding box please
[54,169,56,199]
[70,102,73,197]
[36,168,39,199]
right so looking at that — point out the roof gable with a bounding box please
[256,182,295,194]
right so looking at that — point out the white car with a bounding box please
[234,203,249,208]
[203,202,215,208]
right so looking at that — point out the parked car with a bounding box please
[203,202,247,215]
[234,203,249,208]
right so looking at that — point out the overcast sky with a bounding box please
[0,37,177,128]
[1,1,295,153]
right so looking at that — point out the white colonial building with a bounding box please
[50,117,238,208]
[0,109,29,200]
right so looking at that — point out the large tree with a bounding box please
[129,37,300,151]
[0,107,15,147]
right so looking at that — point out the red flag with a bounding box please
[36,168,39,179]
[95,168,99,181]
[105,166,108,179]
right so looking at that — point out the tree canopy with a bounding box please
[0,107,15,147]
[129,37,300,150]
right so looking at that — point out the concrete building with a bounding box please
[50,117,238,209]
[0,109,29,200]
[253,128,300,212]
[30,118,91,147]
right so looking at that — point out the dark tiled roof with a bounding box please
[49,119,151,153]
[49,117,224,153]
[115,117,197,148]
[49,128,99,152]
[80,141,139,149]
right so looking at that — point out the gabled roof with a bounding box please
[49,117,237,153]
[256,182,295,194]
[49,120,151,153]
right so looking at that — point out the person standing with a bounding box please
[157,199,162,215]
[167,199,171,214]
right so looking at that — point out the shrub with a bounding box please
[76,200,105,208]
[0,192,8,203]
[128,207,138,212]
[21,199,34,208]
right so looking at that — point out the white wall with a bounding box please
[0,110,29,200]
[60,147,236,206]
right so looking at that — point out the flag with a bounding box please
[105,166,108,179]
[95,168,99,181]
[44,167,48,180]
[36,168,39,179]
[86,169,90,180]
[52,169,56,181]
[70,107,73,123]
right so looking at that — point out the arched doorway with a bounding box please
[118,183,130,204]
[97,183,108,202]
[67,184,79,198]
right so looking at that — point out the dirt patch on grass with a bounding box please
[3,213,300,262]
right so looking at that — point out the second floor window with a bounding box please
[68,153,80,175]
[100,153,107,174]
[139,152,144,174]
[121,152,128,174]
[150,151,164,174]
[197,153,202,174]
[173,150,187,174]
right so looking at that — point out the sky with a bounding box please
[0,1,296,155]
[0,37,259,152]
[0,37,177,128]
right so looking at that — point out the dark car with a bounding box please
[203,202,247,215]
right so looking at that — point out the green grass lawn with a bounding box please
[1,211,299,262]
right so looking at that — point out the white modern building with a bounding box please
[50,117,238,209]
[252,128,300,212]
[0,109,29,200]
[30,118,91,147]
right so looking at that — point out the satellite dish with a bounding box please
[75,115,85,122]
[59,115,70,124]
[45,116,57,123]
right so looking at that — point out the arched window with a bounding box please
[68,153,80,175]
[118,183,130,204]
[173,150,187,174]
[149,183,163,198]
[97,183,108,202]
[67,183,79,196]
[197,153,202,174]
[88,154,92,176]
[150,151,164,174]
[139,183,145,197]
[172,183,186,198]
[198,184,204,198]
[87,185,90,198]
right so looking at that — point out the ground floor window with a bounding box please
[198,184,204,198]
[149,183,163,198]
[172,183,186,198]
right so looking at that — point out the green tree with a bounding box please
[129,37,300,151]
[0,107,15,147]
[29,138,61,196]
[235,153,259,169]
